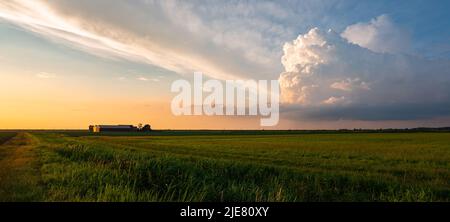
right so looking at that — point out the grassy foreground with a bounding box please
[0,132,16,145]
[0,131,449,201]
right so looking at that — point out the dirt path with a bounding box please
[0,133,43,201]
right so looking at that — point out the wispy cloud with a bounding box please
[35,72,56,79]
[0,0,288,80]
[136,77,148,81]
[137,76,160,82]
[0,1,228,80]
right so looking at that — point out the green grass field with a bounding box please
[0,131,449,201]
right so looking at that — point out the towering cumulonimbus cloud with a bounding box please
[278,23,450,120]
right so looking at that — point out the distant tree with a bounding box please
[142,124,152,132]
[138,123,143,130]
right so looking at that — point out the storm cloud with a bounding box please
[278,19,450,120]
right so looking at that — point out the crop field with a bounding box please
[0,131,449,201]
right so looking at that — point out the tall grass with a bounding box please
[31,133,450,201]
[1,132,449,201]
[0,132,16,145]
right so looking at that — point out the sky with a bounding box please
[1,0,450,129]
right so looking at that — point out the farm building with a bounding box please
[90,125,138,133]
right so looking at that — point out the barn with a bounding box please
[90,125,138,133]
